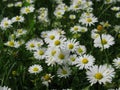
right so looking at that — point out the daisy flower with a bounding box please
[65,39,79,52]
[14,29,27,38]
[33,48,46,60]
[94,34,115,49]
[69,14,76,20]
[75,54,95,70]
[20,5,35,14]
[75,45,87,55]
[41,74,53,87]
[79,15,98,27]
[54,9,65,18]
[68,54,77,65]
[44,30,60,44]
[55,49,70,65]
[70,25,81,33]
[0,17,12,30]
[26,0,34,3]
[57,66,71,78]
[11,16,24,23]
[0,86,11,90]
[26,40,37,51]
[48,38,66,48]
[28,64,43,74]
[111,6,120,11]
[86,65,115,85]
[113,58,120,69]
[4,40,20,48]
[91,29,100,39]
[14,2,22,7]
[80,26,88,33]
[114,25,120,33]
[116,12,120,18]
[45,47,59,66]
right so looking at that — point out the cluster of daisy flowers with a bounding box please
[0,0,120,89]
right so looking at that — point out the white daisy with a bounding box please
[75,45,87,55]
[14,2,22,7]
[4,40,20,48]
[0,86,11,90]
[65,39,79,52]
[44,30,60,44]
[26,39,37,51]
[33,48,46,60]
[86,65,115,85]
[68,54,77,65]
[111,6,120,11]
[113,58,120,69]
[91,29,100,39]
[28,64,43,74]
[41,74,53,87]
[26,0,34,3]
[48,38,66,48]
[69,14,76,20]
[79,15,98,26]
[57,66,71,78]
[94,34,115,49]
[70,25,81,33]
[20,5,35,14]
[75,54,95,69]
[114,25,120,33]
[116,12,120,18]
[54,9,65,18]
[11,16,24,23]
[55,48,70,65]
[45,47,59,66]
[14,29,27,38]
[0,17,12,30]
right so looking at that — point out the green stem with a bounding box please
[98,4,113,18]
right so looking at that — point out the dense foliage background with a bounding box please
[0,0,120,90]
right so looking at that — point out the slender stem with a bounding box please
[98,4,113,18]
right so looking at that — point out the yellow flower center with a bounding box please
[4,21,9,26]
[33,67,39,72]
[57,12,61,15]
[70,57,75,61]
[62,69,67,75]
[8,41,14,46]
[74,27,79,31]
[87,18,92,22]
[101,39,107,45]
[30,43,35,48]
[58,53,65,60]
[17,29,23,33]
[25,8,30,13]
[51,50,56,56]
[54,40,61,46]
[82,58,88,64]
[68,44,74,49]
[77,48,83,53]
[94,73,103,80]
[38,50,44,55]
[44,74,50,81]
[16,16,20,21]
[49,35,55,40]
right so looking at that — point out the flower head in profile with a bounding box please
[57,66,71,78]
[113,57,120,69]
[41,74,54,87]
